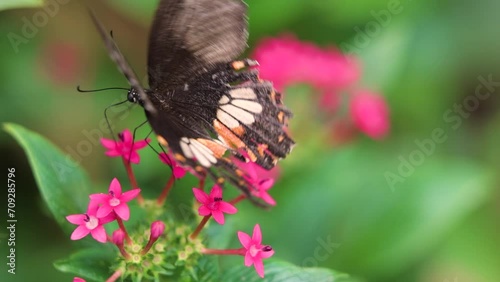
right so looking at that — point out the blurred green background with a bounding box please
[1,0,500,281]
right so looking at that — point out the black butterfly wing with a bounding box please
[147,0,248,88]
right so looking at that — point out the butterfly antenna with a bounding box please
[77,85,129,93]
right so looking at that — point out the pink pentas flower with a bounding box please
[66,201,115,243]
[159,152,187,179]
[192,185,237,224]
[100,129,150,164]
[232,153,278,206]
[238,224,274,278]
[350,90,390,139]
[89,178,140,220]
[73,277,86,282]
[253,35,360,92]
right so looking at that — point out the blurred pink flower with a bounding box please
[89,178,140,220]
[66,201,115,243]
[238,224,274,278]
[159,152,187,179]
[253,35,360,92]
[100,129,150,164]
[73,277,86,282]
[350,90,390,139]
[234,158,277,206]
[193,185,237,224]
[41,42,82,84]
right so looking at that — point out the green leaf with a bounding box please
[4,123,92,234]
[0,0,44,11]
[221,259,350,282]
[54,247,116,282]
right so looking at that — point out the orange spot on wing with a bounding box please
[214,120,245,149]
[157,135,168,146]
[174,153,186,162]
[232,61,245,70]
[197,138,227,158]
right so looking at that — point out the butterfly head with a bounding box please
[127,87,146,106]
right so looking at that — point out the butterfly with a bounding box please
[90,0,294,205]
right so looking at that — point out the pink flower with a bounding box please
[159,152,187,179]
[100,129,150,164]
[112,229,125,245]
[73,277,86,282]
[253,35,360,92]
[66,201,115,243]
[150,220,166,240]
[238,224,274,278]
[89,178,140,220]
[235,158,277,206]
[192,185,237,224]
[350,90,390,139]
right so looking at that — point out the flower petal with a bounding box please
[260,192,276,206]
[114,204,130,220]
[133,138,150,149]
[121,189,141,202]
[198,206,211,216]
[219,202,237,214]
[89,193,109,205]
[260,249,275,259]
[100,138,117,149]
[108,178,122,197]
[66,214,86,224]
[244,251,254,267]
[238,231,252,249]
[253,258,265,278]
[192,188,209,204]
[212,210,225,225]
[70,225,90,240]
[90,225,108,243]
[252,224,262,245]
[96,205,113,218]
[129,151,141,164]
[209,185,223,198]
[259,178,274,190]
[121,129,133,144]
[173,167,187,179]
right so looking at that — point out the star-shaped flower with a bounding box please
[192,185,237,224]
[238,224,275,278]
[100,129,150,164]
[89,178,140,220]
[66,201,115,243]
[234,155,277,206]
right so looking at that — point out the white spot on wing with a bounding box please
[231,99,263,114]
[190,139,217,164]
[180,138,193,158]
[219,95,230,104]
[221,104,255,125]
[217,109,240,128]
[229,88,257,100]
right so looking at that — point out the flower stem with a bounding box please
[116,217,132,245]
[189,215,210,240]
[122,157,144,204]
[199,175,206,190]
[201,248,245,256]
[229,194,247,205]
[105,269,122,282]
[157,174,175,205]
